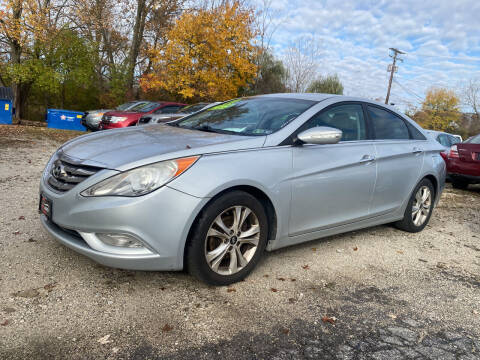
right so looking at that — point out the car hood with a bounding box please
[86,109,112,114]
[104,110,143,117]
[59,124,266,171]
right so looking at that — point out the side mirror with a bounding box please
[296,126,342,145]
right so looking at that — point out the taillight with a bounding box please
[440,152,448,161]
[449,145,459,158]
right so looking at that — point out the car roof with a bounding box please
[251,93,401,110]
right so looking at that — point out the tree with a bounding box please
[307,74,343,95]
[0,0,50,119]
[284,36,320,92]
[463,78,480,119]
[247,50,287,94]
[140,1,257,101]
[412,87,461,132]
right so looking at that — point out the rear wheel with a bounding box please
[185,191,268,286]
[451,179,469,190]
[395,178,435,233]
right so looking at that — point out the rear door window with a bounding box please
[367,106,410,140]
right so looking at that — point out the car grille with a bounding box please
[47,157,102,192]
[101,115,112,125]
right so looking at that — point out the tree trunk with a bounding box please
[126,0,148,95]
[11,2,24,120]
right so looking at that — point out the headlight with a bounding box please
[81,156,200,197]
[110,116,128,123]
[92,113,104,118]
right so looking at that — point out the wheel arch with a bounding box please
[423,174,438,200]
[182,185,278,267]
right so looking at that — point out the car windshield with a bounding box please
[174,98,315,136]
[116,101,137,111]
[129,102,161,113]
[180,103,208,114]
[465,134,480,144]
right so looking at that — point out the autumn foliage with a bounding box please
[412,87,461,132]
[140,2,257,102]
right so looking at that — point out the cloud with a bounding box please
[265,0,480,110]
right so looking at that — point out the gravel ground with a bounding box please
[0,126,479,359]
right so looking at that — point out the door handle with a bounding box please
[359,154,376,163]
[412,147,423,154]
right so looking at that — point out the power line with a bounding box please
[385,48,405,104]
[392,78,424,101]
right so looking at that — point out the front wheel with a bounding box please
[395,178,435,233]
[185,191,269,286]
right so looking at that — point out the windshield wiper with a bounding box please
[193,125,221,133]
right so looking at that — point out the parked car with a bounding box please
[81,101,149,131]
[447,133,480,189]
[39,94,445,285]
[426,130,462,161]
[137,103,212,125]
[100,101,186,129]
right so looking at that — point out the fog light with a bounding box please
[96,233,143,248]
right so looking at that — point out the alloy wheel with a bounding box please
[204,206,260,275]
[412,186,432,226]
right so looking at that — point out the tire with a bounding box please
[185,190,269,286]
[395,178,435,233]
[451,179,469,190]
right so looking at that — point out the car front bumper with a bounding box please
[39,179,207,271]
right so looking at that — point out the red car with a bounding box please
[100,101,186,129]
[447,134,480,189]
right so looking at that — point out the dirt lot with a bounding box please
[1,125,479,359]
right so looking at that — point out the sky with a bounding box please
[260,0,480,111]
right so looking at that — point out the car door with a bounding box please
[289,103,377,236]
[367,105,425,216]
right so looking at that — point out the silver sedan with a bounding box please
[39,94,446,285]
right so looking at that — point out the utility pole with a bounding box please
[385,48,405,105]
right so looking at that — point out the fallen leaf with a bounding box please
[227,288,236,293]
[290,278,296,282]
[44,282,57,292]
[281,327,290,335]
[162,324,173,332]
[18,216,25,220]
[97,334,112,344]
[353,247,358,251]
[160,287,166,291]
[27,238,36,242]
[263,274,269,278]
[288,298,296,304]
[311,248,316,252]
[1,319,9,326]
[277,277,285,281]
[321,316,336,325]
[302,265,309,270]
[396,250,404,255]
[270,288,278,293]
